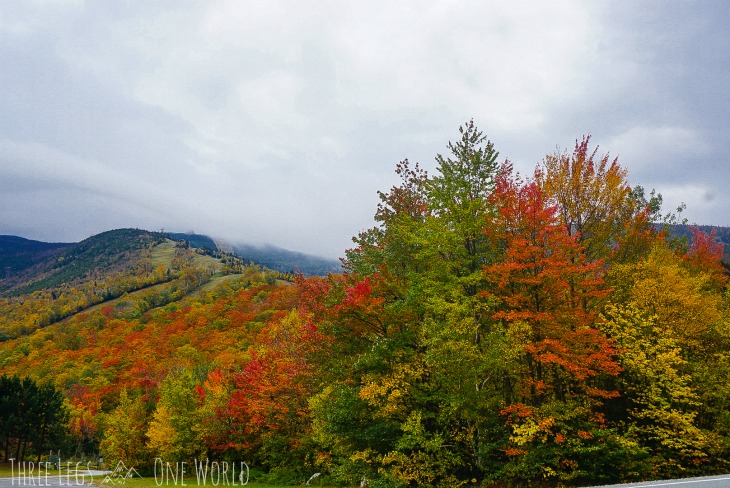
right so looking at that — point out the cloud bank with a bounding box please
[1,1,728,257]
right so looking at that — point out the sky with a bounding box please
[1,1,728,258]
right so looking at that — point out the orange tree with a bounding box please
[482,165,634,484]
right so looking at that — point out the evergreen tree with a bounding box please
[0,375,68,462]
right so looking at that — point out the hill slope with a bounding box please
[0,235,72,279]
[232,242,341,276]
[665,224,730,259]
[0,228,263,341]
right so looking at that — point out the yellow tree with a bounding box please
[99,388,151,467]
[601,303,720,476]
[604,241,728,476]
[146,369,205,462]
[537,136,651,263]
[608,243,723,349]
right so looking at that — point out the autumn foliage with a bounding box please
[1,123,729,485]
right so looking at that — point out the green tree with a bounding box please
[147,369,205,462]
[427,119,501,281]
[0,375,69,462]
[99,388,150,467]
[32,382,70,462]
[315,121,508,485]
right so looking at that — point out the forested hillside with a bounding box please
[665,224,730,260]
[232,242,342,276]
[0,123,728,486]
[0,229,265,341]
[0,235,72,279]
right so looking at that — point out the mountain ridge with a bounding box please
[663,223,730,258]
[0,229,229,339]
[1,228,342,280]
[0,235,73,278]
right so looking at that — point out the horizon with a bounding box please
[5,220,730,263]
[0,227,343,261]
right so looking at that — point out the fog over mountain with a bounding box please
[1,2,729,257]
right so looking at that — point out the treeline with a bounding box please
[0,375,68,462]
[0,123,728,486]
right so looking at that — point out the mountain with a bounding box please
[0,228,263,340]
[163,232,342,275]
[664,224,730,259]
[0,235,73,277]
[1,229,339,288]
[0,227,340,341]
[232,242,342,276]
[1,229,171,295]
[165,232,342,276]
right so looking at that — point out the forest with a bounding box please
[0,122,729,486]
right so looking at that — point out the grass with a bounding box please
[148,240,225,272]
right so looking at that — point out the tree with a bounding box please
[608,243,723,349]
[0,375,68,462]
[147,368,204,462]
[537,136,651,263]
[683,227,728,292]
[225,310,322,478]
[315,122,510,485]
[32,382,70,462]
[427,119,501,280]
[482,165,624,484]
[192,369,234,455]
[602,240,730,476]
[600,303,719,477]
[99,388,150,467]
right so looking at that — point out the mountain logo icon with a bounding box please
[101,461,141,485]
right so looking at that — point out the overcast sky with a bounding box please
[1,1,728,258]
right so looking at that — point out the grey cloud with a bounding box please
[1,0,729,259]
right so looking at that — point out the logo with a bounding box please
[9,459,98,486]
[101,461,142,485]
[154,458,249,486]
